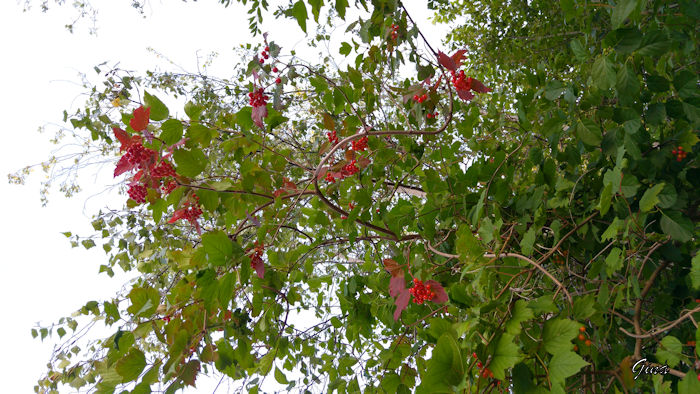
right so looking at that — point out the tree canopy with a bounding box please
[16,0,700,393]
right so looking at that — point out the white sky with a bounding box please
[0,1,449,392]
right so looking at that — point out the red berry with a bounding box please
[585,339,592,346]
[472,352,478,359]
[275,77,281,84]
[273,67,279,73]
[259,58,264,64]
[579,326,586,333]
[421,94,427,101]
[413,94,419,101]
[477,362,483,368]
[578,334,585,341]
[265,46,270,52]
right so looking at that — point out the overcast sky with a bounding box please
[0,1,448,391]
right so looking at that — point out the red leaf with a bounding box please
[393,288,410,321]
[168,208,188,223]
[438,51,457,71]
[273,189,285,197]
[456,89,475,101]
[130,106,150,132]
[469,77,492,94]
[252,104,268,129]
[451,50,467,68]
[114,155,136,177]
[181,360,200,386]
[383,258,403,277]
[113,127,132,151]
[251,256,265,279]
[389,275,405,298]
[283,177,297,191]
[426,280,448,304]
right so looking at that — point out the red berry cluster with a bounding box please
[327,130,338,145]
[161,180,178,195]
[413,93,427,103]
[348,202,355,210]
[259,46,270,64]
[127,183,148,203]
[390,23,399,40]
[471,353,495,380]
[577,326,592,347]
[342,159,359,176]
[151,160,176,178]
[426,112,438,119]
[248,88,268,108]
[351,136,368,151]
[451,70,474,91]
[672,146,687,161]
[124,142,156,170]
[409,278,436,304]
[325,172,336,183]
[182,202,203,222]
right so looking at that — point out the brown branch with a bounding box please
[633,260,669,358]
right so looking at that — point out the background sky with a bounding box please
[0,1,448,391]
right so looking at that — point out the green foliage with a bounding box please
[24,0,699,392]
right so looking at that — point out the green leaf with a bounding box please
[160,119,184,145]
[187,123,216,147]
[519,227,536,256]
[690,254,700,290]
[505,300,534,335]
[576,118,602,146]
[549,351,588,384]
[335,0,349,19]
[421,333,463,387]
[542,318,579,355]
[456,225,482,262]
[605,247,623,276]
[598,182,612,215]
[639,183,664,212]
[173,148,207,178]
[339,42,351,56]
[275,367,289,384]
[115,348,146,382]
[490,333,521,380]
[573,295,596,320]
[144,91,169,121]
[82,239,96,249]
[679,371,700,394]
[202,231,233,266]
[184,101,204,121]
[308,0,322,22]
[656,335,683,368]
[660,211,693,242]
[637,29,671,57]
[512,363,535,392]
[616,64,639,97]
[127,287,159,317]
[611,0,638,29]
[570,39,587,61]
[592,56,616,91]
[291,1,308,33]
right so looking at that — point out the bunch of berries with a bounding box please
[181,202,203,222]
[151,160,176,178]
[342,159,359,176]
[127,183,148,203]
[409,278,436,304]
[259,45,270,64]
[426,112,438,119]
[123,142,156,170]
[161,180,178,195]
[327,130,338,145]
[390,24,399,40]
[248,88,268,108]
[472,353,496,379]
[325,172,336,183]
[413,93,428,103]
[451,70,473,91]
[351,136,368,151]
[576,326,592,348]
[672,146,687,161]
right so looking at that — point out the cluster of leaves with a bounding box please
[22,0,700,393]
